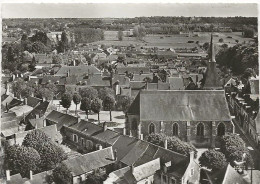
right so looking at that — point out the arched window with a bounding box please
[149,123,155,134]
[197,123,204,136]
[173,123,179,136]
[217,123,225,136]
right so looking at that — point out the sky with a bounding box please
[1,3,258,18]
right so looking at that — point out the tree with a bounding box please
[219,133,253,167]
[5,145,41,177]
[199,149,227,171]
[120,96,133,114]
[219,38,224,43]
[202,42,210,51]
[146,133,198,158]
[117,30,123,41]
[103,95,115,121]
[22,129,67,171]
[85,171,107,184]
[60,92,72,113]
[91,98,102,122]
[80,97,92,119]
[52,163,72,184]
[29,56,36,71]
[12,78,27,98]
[73,93,82,115]
[243,28,255,38]
[80,87,98,100]
[52,54,62,64]
[98,87,114,101]
[133,25,146,40]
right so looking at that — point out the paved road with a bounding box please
[233,119,260,169]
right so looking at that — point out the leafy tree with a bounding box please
[219,133,253,167]
[6,46,15,63]
[98,87,114,101]
[117,30,123,41]
[85,172,107,184]
[243,27,255,38]
[120,96,133,114]
[12,78,27,98]
[5,145,41,177]
[80,86,98,100]
[202,42,210,51]
[29,56,36,71]
[103,95,115,121]
[52,163,72,184]
[31,41,47,53]
[199,149,227,171]
[80,97,92,119]
[73,93,82,115]
[22,129,67,171]
[52,54,62,64]
[143,77,153,83]
[133,25,146,40]
[91,98,102,122]
[146,133,198,158]
[60,92,72,113]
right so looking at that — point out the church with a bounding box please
[125,35,234,148]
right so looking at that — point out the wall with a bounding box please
[182,159,200,184]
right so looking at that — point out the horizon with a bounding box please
[2,3,258,18]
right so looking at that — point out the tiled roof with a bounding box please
[55,65,100,76]
[26,101,52,120]
[45,110,78,130]
[128,90,231,121]
[27,96,42,108]
[41,75,66,85]
[14,124,62,145]
[63,147,115,176]
[168,77,185,90]
[117,67,150,75]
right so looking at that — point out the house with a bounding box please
[8,124,62,145]
[200,164,248,184]
[45,110,80,131]
[126,90,233,147]
[55,65,101,77]
[58,110,201,184]
[104,158,161,184]
[63,147,116,184]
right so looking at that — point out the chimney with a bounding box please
[67,70,70,77]
[139,134,143,140]
[77,116,81,123]
[12,74,15,81]
[103,122,107,132]
[42,97,46,102]
[24,98,28,105]
[29,170,33,180]
[114,149,117,161]
[130,164,134,173]
[98,145,103,150]
[164,139,168,149]
[31,92,34,97]
[5,84,9,95]
[190,151,194,161]
[6,170,10,181]
[122,128,126,135]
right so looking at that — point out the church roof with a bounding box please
[128,90,231,122]
[203,34,222,89]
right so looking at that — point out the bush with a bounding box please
[199,149,227,171]
[146,133,198,158]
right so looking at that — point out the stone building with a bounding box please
[126,90,234,147]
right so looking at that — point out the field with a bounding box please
[95,31,254,49]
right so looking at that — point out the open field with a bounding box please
[97,31,254,49]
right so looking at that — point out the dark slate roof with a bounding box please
[27,96,42,108]
[45,110,78,130]
[86,74,110,87]
[130,81,146,90]
[8,98,23,109]
[112,136,139,161]
[117,67,150,75]
[128,90,231,121]
[55,65,100,76]
[93,129,121,145]
[207,164,247,184]
[63,147,115,176]
[41,75,66,85]
[69,120,103,136]
[204,62,222,89]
